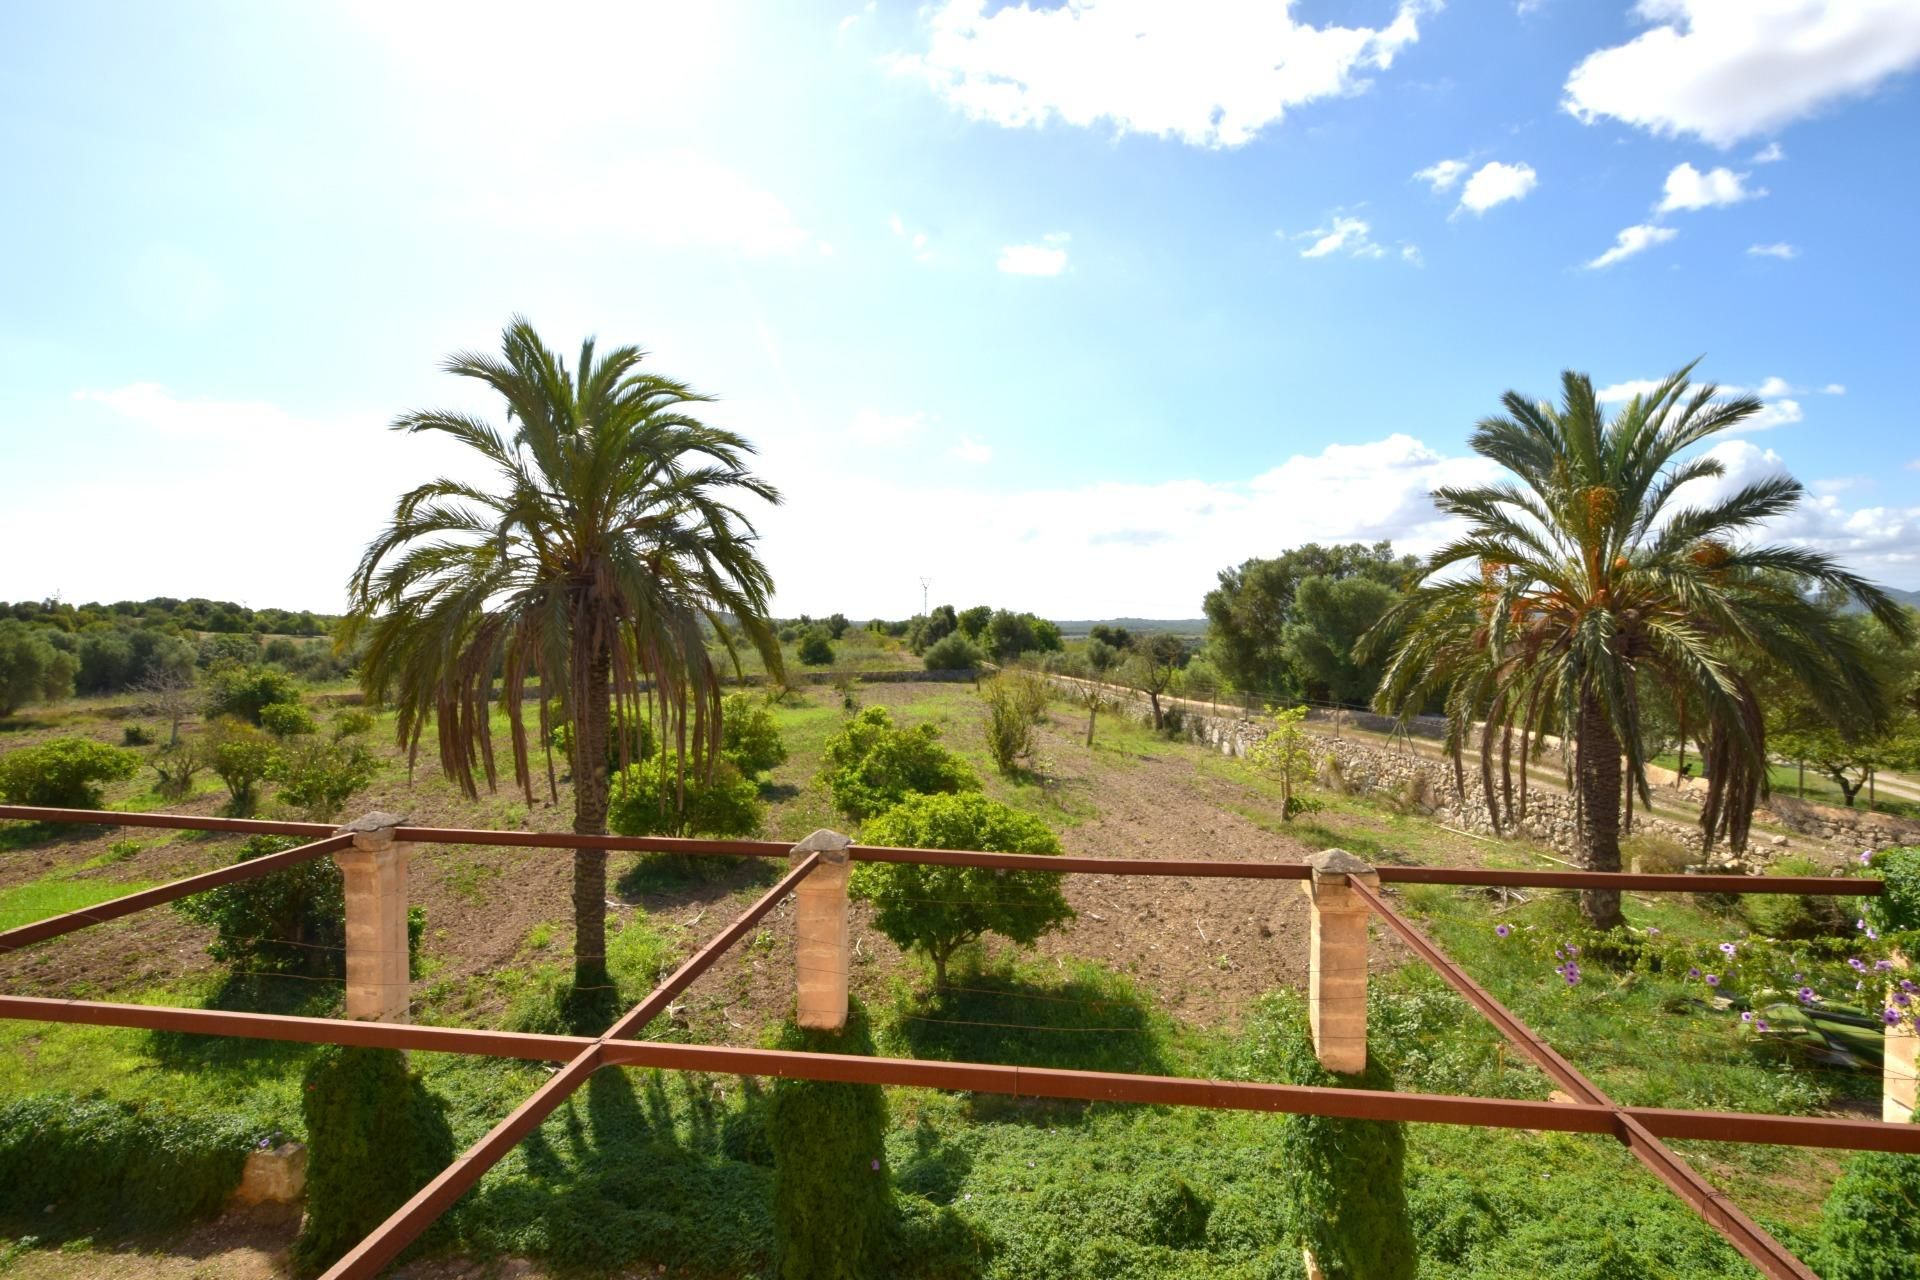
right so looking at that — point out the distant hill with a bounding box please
[1886,586,1920,610]
[1053,617,1209,637]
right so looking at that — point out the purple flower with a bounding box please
[1706,974,1721,987]
[1740,1011,1754,1023]
[1495,924,1512,938]
[1875,959,1895,972]
[1646,926,1660,936]
[1797,987,1817,1004]
[1688,967,1701,979]
[1903,979,1918,993]
[1849,958,1868,972]
[1719,942,1737,957]
[1860,850,1874,866]
[1897,992,1913,1008]
[1756,1020,1770,1032]
[1792,973,1803,983]
[1566,945,1581,957]
[871,1159,880,1171]
[1557,961,1581,987]
[1885,1008,1903,1026]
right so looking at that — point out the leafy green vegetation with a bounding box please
[821,706,980,821]
[0,737,140,807]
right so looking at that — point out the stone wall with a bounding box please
[1763,794,1920,851]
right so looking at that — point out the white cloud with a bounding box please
[1584,223,1677,269]
[848,409,927,446]
[889,213,935,263]
[1595,379,1668,405]
[949,436,993,465]
[1563,0,1920,147]
[1297,216,1386,261]
[1675,439,1920,589]
[1401,243,1424,266]
[1456,160,1538,215]
[1823,383,1846,396]
[469,151,821,256]
[1752,141,1786,163]
[1656,162,1763,212]
[893,0,1434,149]
[1413,157,1469,192]
[1597,372,1840,433]
[996,232,1070,276]
[1747,242,1797,259]
[1756,375,1793,399]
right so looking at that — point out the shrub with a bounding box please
[1814,1113,1920,1280]
[151,740,207,801]
[819,706,979,821]
[1744,855,1862,940]
[205,717,278,814]
[0,619,79,714]
[1263,1006,1415,1280]
[329,708,375,740]
[268,738,377,822]
[722,692,788,776]
[980,674,1045,776]
[291,1046,456,1274]
[258,700,318,738]
[921,632,980,672]
[548,716,652,769]
[121,723,156,746]
[0,736,139,807]
[174,835,419,978]
[1864,846,1920,938]
[1249,705,1316,821]
[825,612,850,640]
[204,663,302,724]
[1622,832,1692,875]
[608,755,763,838]
[0,1093,252,1236]
[769,1007,893,1280]
[854,792,1072,987]
[797,629,835,666]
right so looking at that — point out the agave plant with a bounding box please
[344,317,781,1020]
[1366,363,1909,928]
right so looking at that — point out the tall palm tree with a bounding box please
[344,318,782,1021]
[1366,364,1910,929]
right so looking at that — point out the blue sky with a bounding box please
[2,0,1917,618]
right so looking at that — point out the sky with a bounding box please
[1,0,1917,620]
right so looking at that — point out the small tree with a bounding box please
[721,692,788,776]
[854,792,1073,987]
[1124,634,1185,729]
[0,620,78,716]
[204,663,302,725]
[1065,657,1116,747]
[921,632,980,672]
[151,740,207,801]
[258,701,318,739]
[819,706,979,821]
[268,739,377,821]
[1248,705,1316,820]
[205,718,278,814]
[133,663,198,747]
[824,612,851,640]
[607,755,763,838]
[797,629,835,666]
[0,737,139,807]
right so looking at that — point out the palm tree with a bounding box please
[344,318,782,1023]
[1366,364,1910,929]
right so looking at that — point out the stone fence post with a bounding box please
[1301,848,1379,1074]
[792,830,853,1032]
[335,812,413,1024]
[1888,951,1916,1125]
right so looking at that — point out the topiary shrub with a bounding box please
[175,835,424,979]
[292,1046,455,1275]
[1267,1010,1415,1280]
[854,792,1073,987]
[258,701,318,738]
[0,736,139,807]
[921,633,980,672]
[819,706,978,822]
[0,1093,253,1237]
[722,692,788,776]
[769,1006,893,1280]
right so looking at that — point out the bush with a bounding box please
[268,738,377,821]
[854,792,1072,987]
[921,632,980,672]
[548,716,652,769]
[825,612,851,640]
[1814,1112,1920,1280]
[819,707,979,821]
[1264,1006,1415,1280]
[204,663,302,724]
[151,740,207,801]
[121,723,156,746]
[1744,855,1862,941]
[258,700,317,738]
[797,629,835,666]
[330,708,375,740]
[0,1093,252,1236]
[607,755,763,838]
[205,717,278,813]
[0,619,79,714]
[291,1046,456,1274]
[1622,832,1692,875]
[1865,846,1920,937]
[722,692,788,776]
[769,1007,893,1280]
[175,834,422,978]
[0,736,139,807]
[980,673,1046,776]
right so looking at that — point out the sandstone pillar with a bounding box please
[335,811,413,1024]
[1888,952,1916,1125]
[792,829,853,1032]
[1301,848,1378,1074]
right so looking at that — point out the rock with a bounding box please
[1768,835,1789,848]
[230,1142,306,1206]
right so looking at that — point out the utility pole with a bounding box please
[919,577,932,616]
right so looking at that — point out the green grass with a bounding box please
[0,873,157,932]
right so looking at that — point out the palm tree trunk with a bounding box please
[571,640,613,1009]
[1575,689,1625,930]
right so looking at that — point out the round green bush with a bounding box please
[258,701,318,738]
[204,663,301,725]
[819,706,978,822]
[1815,1112,1920,1280]
[722,692,789,776]
[608,754,764,838]
[853,792,1072,987]
[1865,846,1920,938]
[797,629,835,666]
[921,633,980,672]
[292,1046,455,1275]
[0,736,139,807]
[769,1007,893,1280]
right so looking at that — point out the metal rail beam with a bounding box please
[0,833,355,952]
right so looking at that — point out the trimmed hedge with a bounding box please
[0,1093,253,1235]
[769,1007,893,1279]
[292,1046,455,1275]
